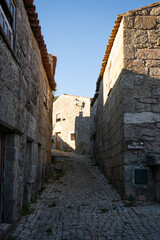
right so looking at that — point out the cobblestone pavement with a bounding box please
[11,152,160,240]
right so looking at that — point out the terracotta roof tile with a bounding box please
[23,0,56,91]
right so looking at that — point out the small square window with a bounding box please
[71,133,75,141]
[134,169,148,185]
[56,113,61,122]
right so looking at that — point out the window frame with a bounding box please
[0,0,16,51]
[56,112,61,122]
[43,79,48,109]
[70,133,76,141]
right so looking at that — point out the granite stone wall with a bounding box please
[0,0,54,224]
[92,3,160,201]
[122,5,160,201]
[53,94,92,155]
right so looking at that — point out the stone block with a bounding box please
[124,29,134,44]
[137,195,147,201]
[124,112,160,124]
[134,74,144,86]
[121,76,134,90]
[150,7,160,16]
[156,123,160,128]
[26,164,37,184]
[139,98,156,104]
[148,29,159,41]
[124,45,135,59]
[149,68,160,79]
[136,49,160,59]
[151,87,160,97]
[134,16,156,29]
[152,103,160,112]
[146,60,160,67]
[133,30,148,44]
[123,16,134,28]
[124,59,147,75]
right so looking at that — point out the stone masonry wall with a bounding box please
[53,94,92,154]
[91,81,103,162]
[92,19,125,196]
[122,5,160,201]
[103,19,124,104]
[0,0,53,223]
[93,3,160,201]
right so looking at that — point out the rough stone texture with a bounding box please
[10,152,160,240]
[92,3,160,202]
[52,94,92,154]
[0,0,54,229]
[134,16,157,29]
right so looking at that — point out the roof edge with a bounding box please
[23,0,57,91]
[91,1,160,107]
[91,15,123,106]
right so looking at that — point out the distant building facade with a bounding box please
[0,0,56,232]
[53,94,92,154]
[91,2,160,202]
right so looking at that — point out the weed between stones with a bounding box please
[101,208,109,213]
[48,201,57,207]
[55,169,65,179]
[45,227,52,235]
[22,202,34,216]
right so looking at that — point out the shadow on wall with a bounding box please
[93,68,160,201]
[52,111,92,155]
[75,111,92,155]
[52,135,74,153]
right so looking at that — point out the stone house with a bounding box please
[91,2,160,202]
[0,0,56,233]
[52,94,92,154]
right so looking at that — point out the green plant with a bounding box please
[48,201,57,207]
[92,160,98,166]
[55,169,65,179]
[53,95,59,103]
[128,194,135,201]
[7,236,17,240]
[22,202,34,216]
[108,179,112,184]
[112,204,117,210]
[112,199,119,202]
[101,208,109,213]
[67,206,74,209]
[45,227,52,235]
[55,190,61,193]
[31,196,37,204]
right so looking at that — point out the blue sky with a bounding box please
[34,0,155,98]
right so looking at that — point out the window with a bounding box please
[43,79,48,108]
[0,0,16,49]
[134,169,148,185]
[71,133,75,141]
[56,113,61,122]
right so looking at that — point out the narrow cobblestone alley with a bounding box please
[11,151,160,240]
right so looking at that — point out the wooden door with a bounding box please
[55,132,61,149]
[0,133,3,223]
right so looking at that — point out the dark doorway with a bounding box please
[55,132,61,149]
[0,133,4,223]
